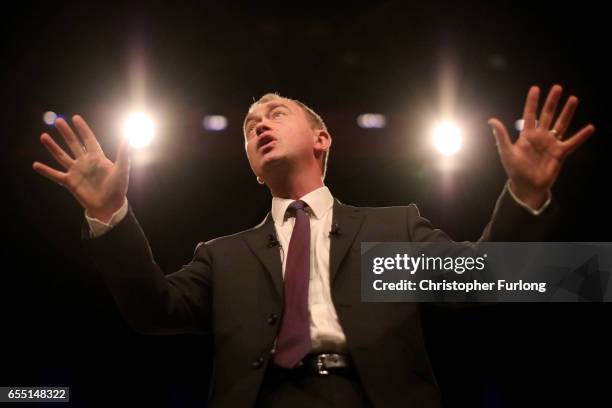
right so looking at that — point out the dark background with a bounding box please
[3,1,611,406]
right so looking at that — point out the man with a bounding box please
[33,85,594,407]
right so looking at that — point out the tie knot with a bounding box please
[287,200,307,215]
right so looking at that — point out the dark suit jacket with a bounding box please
[83,186,554,407]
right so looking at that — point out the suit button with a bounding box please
[267,313,278,325]
[252,357,265,369]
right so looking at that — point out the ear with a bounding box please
[314,129,331,155]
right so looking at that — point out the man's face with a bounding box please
[244,99,320,178]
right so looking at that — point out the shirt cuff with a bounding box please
[85,198,129,238]
[506,181,551,216]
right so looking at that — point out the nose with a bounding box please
[254,120,271,137]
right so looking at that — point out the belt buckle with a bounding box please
[315,354,329,376]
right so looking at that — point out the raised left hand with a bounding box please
[488,85,595,210]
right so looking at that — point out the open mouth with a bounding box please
[257,134,276,151]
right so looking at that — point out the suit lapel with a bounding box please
[242,213,284,300]
[241,199,366,299]
[330,199,366,285]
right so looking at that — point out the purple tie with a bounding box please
[273,200,312,368]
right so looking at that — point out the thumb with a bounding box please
[488,118,512,155]
[116,137,131,171]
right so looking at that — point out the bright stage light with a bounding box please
[357,113,386,129]
[515,119,524,131]
[515,118,540,131]
[42,111,57,125]
[122,112,155,148]
[432,122,462,156]
[203,115,228,131]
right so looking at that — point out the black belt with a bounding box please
[273,353,354,376]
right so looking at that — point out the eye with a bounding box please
[271,110,285,119]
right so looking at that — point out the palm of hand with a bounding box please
[67,153,126,211]
[488,85,595,197]
[32,115,130,218]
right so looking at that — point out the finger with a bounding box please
[538,84,563,130]
[488,118,513,155]
[32,161,68,186]
[55,117,85,158]
[40,133,74,169]
[115,136,131,172]
[561,124,596,158]
[72,114,103,154]
[522,86,540,130]
[551,95,578,139]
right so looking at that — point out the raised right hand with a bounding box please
[33,115,130,223]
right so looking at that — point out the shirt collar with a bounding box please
[271,186,334,224]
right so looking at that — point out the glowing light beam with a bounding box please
[432,122,462,156]
[122,112,155,148]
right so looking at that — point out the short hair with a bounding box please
[245,93,330,180]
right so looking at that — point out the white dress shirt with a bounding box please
[270,186,347,352]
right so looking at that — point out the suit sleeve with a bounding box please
[406,184,557,243]
[405,185,557,308]
[82,205,212,336]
